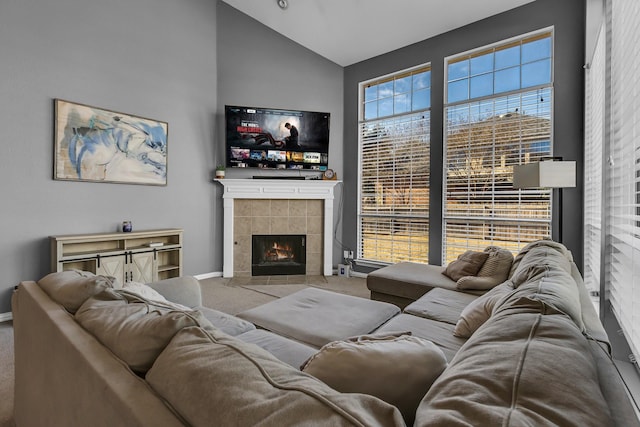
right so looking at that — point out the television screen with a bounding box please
[225,105,330,170]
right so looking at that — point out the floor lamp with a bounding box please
[512,158,576,243]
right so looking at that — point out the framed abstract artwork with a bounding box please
[54,99,168,185]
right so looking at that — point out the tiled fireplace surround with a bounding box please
[216,179,340,278]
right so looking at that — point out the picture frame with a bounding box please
[54,99,168,186]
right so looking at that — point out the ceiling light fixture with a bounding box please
[277,0,288,10]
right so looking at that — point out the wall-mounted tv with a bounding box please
[225,105,330,170]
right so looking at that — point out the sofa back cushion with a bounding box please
[453,281,514,338]
[146,326,406,427]
[509,239,573,279]
[75,289,213,374]
[147,275,203,308]
[38,270,117,313]
[415,304,613,427]
[504,244,584,331]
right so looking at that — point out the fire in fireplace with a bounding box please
[252,234,306,276]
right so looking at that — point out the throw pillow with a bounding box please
[301,332,447,425]
[443,250,489,281]
[453,281,514,338]
[456,246,514,290]
[38,270,118,313]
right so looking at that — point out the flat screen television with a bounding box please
[225,105,330,170]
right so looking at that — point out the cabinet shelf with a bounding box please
[51,228,183,283]
[158,264,180,272]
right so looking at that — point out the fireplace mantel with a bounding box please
[215,179,341,277]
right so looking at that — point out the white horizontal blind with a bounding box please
[606,0,640,365]
[444,90,552,262]
[358,65,431,264]
[443,31,554,264]
[359,113,430,263]
[583,24,605,295]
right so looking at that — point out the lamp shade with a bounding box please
[513,161,576,189]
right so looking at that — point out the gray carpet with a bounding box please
[0,321,14,427]
[0,275,370,425]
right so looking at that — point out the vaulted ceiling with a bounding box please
[220,0,537,66]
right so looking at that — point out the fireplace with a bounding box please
[216,179,340,277]
[252,234,306,276]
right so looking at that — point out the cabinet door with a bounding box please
[129,251,157,283]
[96,256,126,284]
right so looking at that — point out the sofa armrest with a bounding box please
[147,276,202,308]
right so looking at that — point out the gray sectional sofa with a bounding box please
[12,240,640,426]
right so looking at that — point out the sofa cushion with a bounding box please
[301,332,447,425]
[415,303,613,427]
[374,313,466,362]
[367,262,459,302]
[146,326,406,427]
[147,275,203,308]
[404,288,478,325]
[509,239,573,279]
[197,306,255,337]
[75,289,213,374]
[453,281,514,338]
[236,287,400,348]
[456,246,514,290]
[236,329,317,368]
[443,250,489,281]
[502,245,584,331]
[38,270,118,314]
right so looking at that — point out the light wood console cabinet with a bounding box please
[50,228,183,283]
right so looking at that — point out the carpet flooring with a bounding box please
[0,275,370,426]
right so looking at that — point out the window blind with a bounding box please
[442,30,554,264]
[358,112,430,264]
[443,89,552,263]
[606,0,640,365]
[583,24,605,296]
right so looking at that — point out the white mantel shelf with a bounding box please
[215,179,341,277]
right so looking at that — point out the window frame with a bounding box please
[357,63,432,265]
[442,27,555,263]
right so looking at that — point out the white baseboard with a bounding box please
[194,270,367,280]
[194,271,223,280]
[349,270,368,278]
[0,312,13,323]
[331,268,368,279]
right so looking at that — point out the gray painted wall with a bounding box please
[215,3,345,265]
[343,0,586,269]
[0,0,220,314]
[0,0,344,314]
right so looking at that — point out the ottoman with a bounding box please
[236,287,400,348]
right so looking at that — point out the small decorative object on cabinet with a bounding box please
[50,228,183,283]
[215,165,226,179]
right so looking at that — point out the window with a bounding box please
[602,0,640,366]
[358,66,431,264]
[583,21,605,296]
[443,30,554,263]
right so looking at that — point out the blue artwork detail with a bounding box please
[67,115,167,181]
